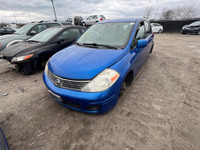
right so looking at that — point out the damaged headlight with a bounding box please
[11,54,33,63]
[81,69,120,92]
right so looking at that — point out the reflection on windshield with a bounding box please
[15,24,34,35]
[27,28,62,43]
[190,21,200,26]
[77,22,134,49]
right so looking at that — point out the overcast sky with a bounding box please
[0,0,199,23]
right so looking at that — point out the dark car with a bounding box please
[181,21,200,35]
[0,128,9,150]
[0,27,15,35]
[1,25,86,74]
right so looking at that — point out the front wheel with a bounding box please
[158,29,162,33]
[119,82,127,97]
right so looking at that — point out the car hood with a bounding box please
[0,34,21,41]
[1,42,41,57]
[49,45,125,79]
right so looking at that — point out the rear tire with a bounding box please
[82,22,86,26]
[158,29,162,33]
[197,30,200,35]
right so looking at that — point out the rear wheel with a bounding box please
[197,30,200,35]
[82,22,86,26]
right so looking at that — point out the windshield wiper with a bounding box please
[82,43,118,49]
[75,42,83,46]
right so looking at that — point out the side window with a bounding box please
[57,28,81,40]
[136,22,146,40]
[144,21,152,36]
[48,23,59,28]
[30,24,47,34]
[131,22,146,49]
[93,15,97,19]
[87,16,92,20]
[6,28,14,32]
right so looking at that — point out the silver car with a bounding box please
[81,15,106,26]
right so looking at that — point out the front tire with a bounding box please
[119,82,127,97]
[158,29,162,33]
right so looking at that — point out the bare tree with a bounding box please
[159,4,197,20]
[144,6,154,19]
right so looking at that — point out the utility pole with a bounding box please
[51,0,57,21]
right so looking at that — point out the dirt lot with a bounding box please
[0,33,200,150]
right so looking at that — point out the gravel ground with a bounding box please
[0,33,200,150]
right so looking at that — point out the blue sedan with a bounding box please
[43,18,154,114]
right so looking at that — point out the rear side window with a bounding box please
[100,15,106,19]
[144,21,152,36]
[93,15,98,19]
[30,24,47,34]
[48,23,60,27]
[6,28,14,32]
[58,28,81,40]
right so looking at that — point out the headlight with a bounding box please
[44,61,49,75]
[81,69,120,92]
[11,54,33,63]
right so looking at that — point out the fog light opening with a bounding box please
[87,105,101,111]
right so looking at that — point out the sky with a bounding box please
[0,0,199,23]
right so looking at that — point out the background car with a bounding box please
[151,23,163,33]
[0,27,15,35]
[43,18,154,114]
[81,15,106,26]
[66,16,83,25]
[0,21,63,52]
[0,128,9,150]
[1,25,86,74]
[181,21,200,35]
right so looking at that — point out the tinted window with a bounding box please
[48,23,60,27]
[30,24,47,34]
[93,15,97,19]
[144,21,151,36]
[58,28,80,40]
[6,28,14,32]
[0,28,5,31]
[100,15,106,19]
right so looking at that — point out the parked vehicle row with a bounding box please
[0,21,71,52]
[0,18,154,114]
[1,25,86,74]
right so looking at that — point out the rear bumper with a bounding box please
[43,72,121,114]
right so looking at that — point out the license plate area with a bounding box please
[48,90,63,102]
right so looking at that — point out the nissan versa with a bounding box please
[43,18,154,114]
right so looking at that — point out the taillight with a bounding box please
[100,18,103,21]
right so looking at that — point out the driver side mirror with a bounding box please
[137,39,148,48]
[30,30,37,36]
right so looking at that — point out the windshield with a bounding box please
[77,22,134,49]
[190,21,200,26]
[15,24,34,35]
[27,27,62,43]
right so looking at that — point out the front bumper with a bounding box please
[181,29,199,34]
[43,72,121,114]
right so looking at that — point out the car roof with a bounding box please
[98,18,145,24]
[47,25,84,30]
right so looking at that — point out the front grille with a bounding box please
[48,69,90,91]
